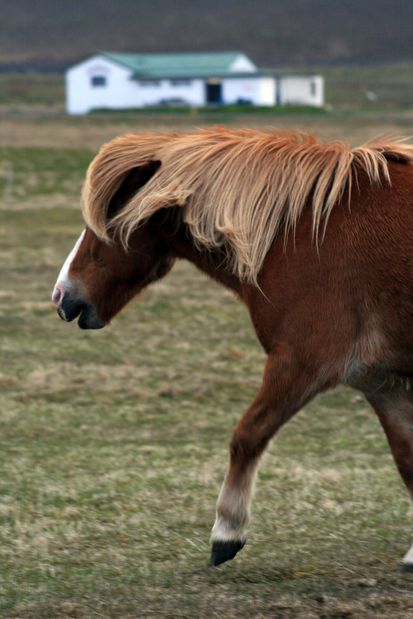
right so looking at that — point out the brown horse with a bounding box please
[52,128,413,569]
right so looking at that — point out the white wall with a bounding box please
[229,54,257,72]
[66,55,138,114]
[134,79,204,107]
[278,76,324,107]
[66,54,206,113]
[222,77,275,106]
[259,77,277,106]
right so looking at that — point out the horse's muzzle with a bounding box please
[52,286,105,330]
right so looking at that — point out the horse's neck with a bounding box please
[169,226,243,296]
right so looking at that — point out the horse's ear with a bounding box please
[106,161,161,220]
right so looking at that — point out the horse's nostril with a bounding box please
[52,286,63,306]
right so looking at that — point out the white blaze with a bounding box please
[52,229,85,297]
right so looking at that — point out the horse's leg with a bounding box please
[366,388,413,572]
[210,347,320,566]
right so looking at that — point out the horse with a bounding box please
[52,127,413,569]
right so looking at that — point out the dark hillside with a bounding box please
[1,0,413,70]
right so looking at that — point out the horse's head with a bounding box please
[52,224,174,329]
[52,154,175,329]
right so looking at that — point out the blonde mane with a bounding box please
[82,128,413,283]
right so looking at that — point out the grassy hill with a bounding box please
[1,0,413,70]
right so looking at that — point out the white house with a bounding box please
[65,51,324,114]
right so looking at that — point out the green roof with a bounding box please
[102,51,256,79]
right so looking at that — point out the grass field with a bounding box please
[1,110,413,618]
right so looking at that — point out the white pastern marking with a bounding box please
[402,542,413,566]
[53,229,85,297]
[211,460,258,543]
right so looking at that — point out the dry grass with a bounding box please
[2,110,413,152]
[0,114,413,617]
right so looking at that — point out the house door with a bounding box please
[206,81,222,104]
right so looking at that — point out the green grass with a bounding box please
[1,160,413,617]
[92,104,327,117]
[0,73,64,106]
[0,147,92,207]
[321,62,413,112]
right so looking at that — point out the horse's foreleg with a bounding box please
[367,388,413,572]
[210,348,319,566]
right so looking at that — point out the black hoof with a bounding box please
[209,540,245,566]
[399,563,413,573]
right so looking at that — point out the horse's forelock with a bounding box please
[81,133,168,242]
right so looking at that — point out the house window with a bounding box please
[139,80,161,87]
[170,79,192,87]
[91,75,107,87]
[310,80,317,96]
